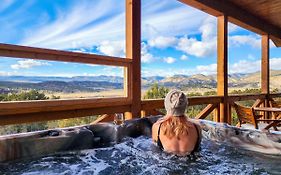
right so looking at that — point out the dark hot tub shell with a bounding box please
[0,116,281,162]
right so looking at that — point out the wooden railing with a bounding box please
[0,0,280,127]
[140,93,281,124]
[0,41,280,128]
[0,0,142,126]
[0,43,133,126]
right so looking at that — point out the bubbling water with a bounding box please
[1,136,281,175]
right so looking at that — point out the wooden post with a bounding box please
[228,103,232,124]
[125,0,141,119]
[261,34,270,119]
[217,15,229,123]
[213,105,220,122]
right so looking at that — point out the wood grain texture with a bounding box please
[0,43,131,67]
[0,97,131,116]
[179,0,281,47]
[0,105,130,126]
[261,35,270,94]
[196,104,217,119]
[126,0,141,119]
[217,15,229,123]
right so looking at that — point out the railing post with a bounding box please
[261,34,270,119]
[213,105,220,122]
[217,15,229,123]
[125,0,141,119]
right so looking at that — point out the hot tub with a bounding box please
[1,116,281,174]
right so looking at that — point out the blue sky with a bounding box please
[0,0,280,77]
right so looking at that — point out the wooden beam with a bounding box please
[141,96,223,111]
[188,96,222,106]
[179,0,281,47]
[228,94,266,102]
[90,114,115,124]
[261,35,270,94]
[126,0,141,119]
[271,35,281,47]
[217,15,229,123]
[0,43,131,67]
[269,93,281,98]
[0,97,130,116]
[196,104,217,119]
[0,105,130,126]
[252,99,264,108]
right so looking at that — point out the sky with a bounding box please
[0,0,280,77]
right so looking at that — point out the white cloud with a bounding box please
[176,36,216,57]
[229,57,281,74]
[270,58,281,70]
[148,36,177,49]
[11,59,50,70]
[15,0,207,51]
[86,64,99,67]
[141,42,155,63]
[195,64,217,75]
[180,55,188,61]
[163,57,176,64]
[229,35,261,48]
[228,23,239,33]
[142,57,281,76]
[97,40,125,57]
[20,0,125,49]
[230,60,260,74]
[142,1,207,40]
[175,17,217,58]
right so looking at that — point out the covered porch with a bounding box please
[0,0,281,129]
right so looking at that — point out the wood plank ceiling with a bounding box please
[229,0,281,29]
[179,0,281,47]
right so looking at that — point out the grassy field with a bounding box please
[46,89,125,99]
[43,87,262,100]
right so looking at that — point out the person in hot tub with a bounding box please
[152,89,201,156]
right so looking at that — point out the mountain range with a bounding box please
[0,70,281,92]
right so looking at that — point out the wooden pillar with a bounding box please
[261,34,270,118]
[261,35,270,94]
[125,0,141,119]
[217,15,229,123]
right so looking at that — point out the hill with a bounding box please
[0,70,281,93]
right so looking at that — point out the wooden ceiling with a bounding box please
[229,0,281,29]
[179,0,281,47]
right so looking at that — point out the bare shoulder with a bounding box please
[187,119,201,131]
[187,119,202,137]
[192,121,202,142]
[152,118,164,142]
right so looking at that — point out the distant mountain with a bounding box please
[0,81,122,93]
[0,75,124,83]
[0,70,281,93]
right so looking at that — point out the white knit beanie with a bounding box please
[164,89,188,116]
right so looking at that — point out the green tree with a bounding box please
[0,90,49,135]
[143,83,169,99]
[1,90,49,101]
[203,90,217,96]
[55,116,98,128]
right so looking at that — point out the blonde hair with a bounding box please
[161,115,193,139]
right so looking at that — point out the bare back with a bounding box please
[152,117,201,155]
